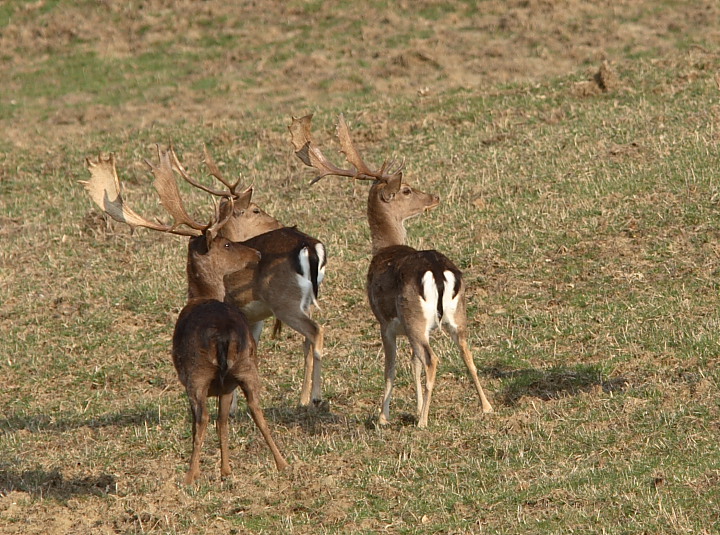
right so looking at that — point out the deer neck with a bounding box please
[187,264,225,301]
[367,194,407,255]
[186,236,225,301]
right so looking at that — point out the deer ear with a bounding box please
[204,228,218,249]
[381,172,402,202]
[235,187,253,210]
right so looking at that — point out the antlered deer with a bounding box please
[83,146,326,407]
[173,240,288,483]
[290,114,493,428]
[83,155,288,482]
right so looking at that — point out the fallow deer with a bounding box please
[83,155,288,481]
[290,114,493,428]
[83,146,327,407]
[173,240,288,483]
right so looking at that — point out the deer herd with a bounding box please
[82,114,492,484]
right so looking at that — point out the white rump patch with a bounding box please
[441,270,460,329]
[315,243,326,285]
[297,246,316,312]
[420,271,439,334]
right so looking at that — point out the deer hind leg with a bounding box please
[408,337,438,429]
[275,310,323,406]
[412,353,424,417]
[378,322,399,426]
[185,385,211,484]
[230,320,265,417]
[217,392,233,478]
[446,325,493,414]
[236,367,289,471]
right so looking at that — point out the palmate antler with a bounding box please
[82,145,236,237]
[289,114,404,185]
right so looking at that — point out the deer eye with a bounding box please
[224,242,231,249]
[402,188,411,195]
[253,208,260,214]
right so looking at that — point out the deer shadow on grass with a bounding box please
[486,361,628,406]
[0,408,161,434]
[0,465,116,499]
[254,402,346,436]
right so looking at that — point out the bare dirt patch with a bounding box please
[2,1,719,148]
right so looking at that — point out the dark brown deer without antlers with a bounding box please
[82,153,288,482]
[83,146,327,407]
[290,114,493,428]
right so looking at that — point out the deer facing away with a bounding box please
[153,145,327,407]
[173,238,288,483]
[83,154,288,482]
[290,114,493,428]
[84,146,326,407]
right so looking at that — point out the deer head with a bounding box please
[83,145,281,242]
[289,114,439,252]
[198,146,282,242]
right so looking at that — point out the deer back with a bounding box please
[172,298,257,393]
[367,245,463,331]
[224,227,326,321]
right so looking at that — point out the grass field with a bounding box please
[1,1,720,533]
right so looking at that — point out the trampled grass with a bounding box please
[2,1,720,534]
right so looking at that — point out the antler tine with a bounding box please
[82,154,201,237]
[165,145,230,198]
[289,114,368,185]
[203,145,243,195]
[144,145,213,234]
[204,195,236,241]
[336,113,376,179]
[290,113,401,185]
[380,156,405,178]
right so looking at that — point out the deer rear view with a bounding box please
[83,154,288,483]
[290,114,493,428]
[83,145,327,408]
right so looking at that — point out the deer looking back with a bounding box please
[83,145,326,408]
[173,238,288,483]
[291,114,493,428]
[82,155,288,482]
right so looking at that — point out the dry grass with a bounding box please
[2,1,720,533]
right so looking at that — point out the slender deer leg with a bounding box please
[186,388,210,484]
[274,311,323,406]
[447,327,493,413]
[409,340,438,429]
[231,320,266,416]
[412,354,424,417]
[379,325,398,425]
[310,326,324,403]
[217,392,233,478]
[250,321,264,343]
[238,372,289,471]
[301,336,315,405]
